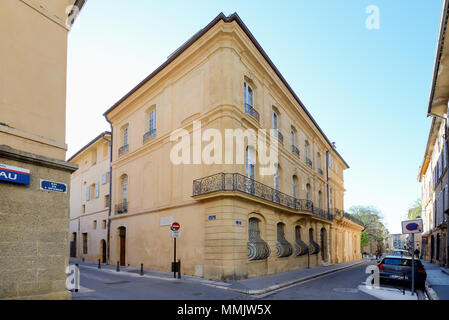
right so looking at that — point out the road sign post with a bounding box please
[401,219,422,296]
[170,222,181,278]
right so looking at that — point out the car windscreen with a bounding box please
[382,258,422,267]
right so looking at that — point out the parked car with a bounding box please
[377,255,427,289]
[390,249,411,257]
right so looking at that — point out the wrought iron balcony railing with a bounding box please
[245,103,260,122]
[313,207,333,221]
[306,157,313,167]
[295,239,309,256]
[277,240,293,257]
[317,168,323,175]
[292,145,300,156]
[118,144,129,156]
[193,173,316,214]
[115,200,128,214]
[330,208,343,217]
[343,211,365,227]
[143,128,156,143]
[248,240,270,260]
[309,240,320,254]
[273,129,283,143]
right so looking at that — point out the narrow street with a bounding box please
[72,260,426,300]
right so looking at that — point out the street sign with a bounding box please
[171,222,180,231]
[0,163,30,185]
[401,219,423,234]
[40,179,67,193]
[171,230,180,238]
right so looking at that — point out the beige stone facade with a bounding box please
[100,13,363,280]
[0,0,84,299]
[68,132,111,264]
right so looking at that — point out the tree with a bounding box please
[348,205,389,253]
[406,198,422,220]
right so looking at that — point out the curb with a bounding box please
[205,260,366,295]
[442,268,449,276]
[424,281,439,300]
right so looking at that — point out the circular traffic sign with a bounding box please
[406,223,419,231]
[171,222,180,231]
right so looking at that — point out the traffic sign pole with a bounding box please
[411,235,415,296]
[173,237,177,278]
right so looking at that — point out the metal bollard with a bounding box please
[177,260,181,279]
[75,264,79,292]
[98,259,101,269]
[140,263,144,276]
[116,261,120,272]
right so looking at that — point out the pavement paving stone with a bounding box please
[421,261,449,300]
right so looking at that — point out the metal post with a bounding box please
[98,259,101,269]
[173,237,177,278]
[308,250,310,269]
[412,235,415,295]
[75,264,79,293]
[116,261,120,272]
[178,259,181,279]
[140,263,144,276]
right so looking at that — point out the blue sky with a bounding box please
[67,0,443,234]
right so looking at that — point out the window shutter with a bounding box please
[95,182,99,198]
[444,184,449,212]
[101,173,107,185]
[86,185,90,201]
[445,141,448,170]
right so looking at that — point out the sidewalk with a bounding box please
[70,258,366,295]
[421,260,449,300]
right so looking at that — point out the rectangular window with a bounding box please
[272,111,278,130]
[124,127,129,146]
[244,82,254,107]
[105,194,109,208]
[86,185,90,201]
[93,220,97,229]
[102,220,107,229]
[82,233,88,254]
[82,204,85,213]
[95,182,99,198]
[149,109,156,133]
[101,173,107,185]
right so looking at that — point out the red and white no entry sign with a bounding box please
[171,222,180,231]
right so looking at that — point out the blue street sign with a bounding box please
[40,179,67,193]
[0,164,30,185]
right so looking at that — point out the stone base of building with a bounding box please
[0,145,77,300]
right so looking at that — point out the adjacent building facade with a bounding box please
[68,132,111,264]
[94,13,363,280]
[0,0,85,299]
[418,0,449,267]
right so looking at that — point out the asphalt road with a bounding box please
[72,261,423,300]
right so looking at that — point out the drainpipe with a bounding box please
[104,118,113,265]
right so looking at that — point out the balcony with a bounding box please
[317,168,323,175]
[143,128,156,143]
[115,200,128,214]
[277,239,293,257]
[273,129,283,143]
[248,240,271,260]
[343,211,365,227]
[295,239,309,256]
[313,207,333,221]
[245,103,260,122]
[330,208,343,217]
[292,145,300,157]
[306,157,312,167]
[192,173,334,224]
[118,144,129,156]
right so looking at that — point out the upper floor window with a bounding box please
[305,141,312,167]
[292,175,298,198]
[306,183,311,201]
[272,110,278,130]
[274,164,280,191]
[246,146,255,180]
[120,174,128,203]
[244,81,259,122]
[144,106,157,142]
[119,125,129,156]
[329,153,333,168]
[318,191,322,209]
[91,148,97,165]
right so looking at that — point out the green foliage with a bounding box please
[406,198,422,220]
[348,205,389,250]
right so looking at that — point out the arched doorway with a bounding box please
[118,227,126,266]
[70,232,77,258]
[320,228,327,262]
[100,239,107,263]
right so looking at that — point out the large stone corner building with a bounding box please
[0,0,85,300]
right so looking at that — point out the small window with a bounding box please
[91,148,97,165]
[90,183,96,200]
[102,220,107,229]
[244,82,254,107]
[93,220,97,229]
[82,204,86,213]
[105,194,109,208]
